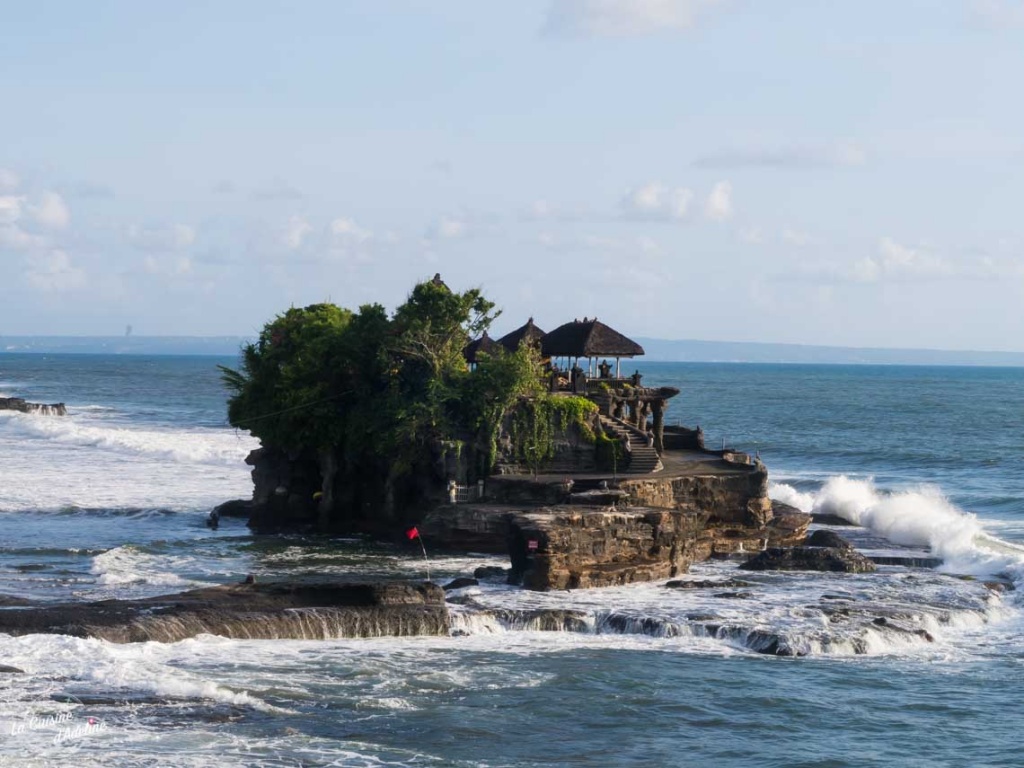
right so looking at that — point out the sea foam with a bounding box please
[771,476,1024,583]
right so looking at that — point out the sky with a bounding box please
[2,0,1023,351]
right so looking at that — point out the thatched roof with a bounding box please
[463,332,501,364]
[497,317,546,352]
[541,318,644,359]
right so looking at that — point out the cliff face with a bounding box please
[506,506,708,590]
[618,462,773,528]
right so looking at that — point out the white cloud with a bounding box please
[128,223,196,251]
[24,250,86,293]
[329,217,373,243]
[545,0,724,37]
[284,215,312,250]
[28,191,70,230]
[0,168,19,192]
[426,215,468,240]
[621,182,694,220]
[704,181,733,222]
[0,195,23,226]
[848,237,952,283]
[0,195,46,251]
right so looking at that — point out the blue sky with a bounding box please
[2,0,1023,351]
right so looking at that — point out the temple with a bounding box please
[463,316,682,473]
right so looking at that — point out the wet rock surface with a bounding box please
[739,546,878,573]
[0,397,67,416]
[805,529,854,549]
[0,580,448,643]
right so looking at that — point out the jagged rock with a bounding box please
[0,397,67,416]
[618,465,773,527]
[811,513,857,526]
[739,546,877,573]
[766,502,812,546]
[805,529,853,549]
[473,566,508,580]
[507,506,706,591]
[0,580,448,643]
[443,577,479,591]
[0,665,24,674]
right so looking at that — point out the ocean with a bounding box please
[1,354,1023,767]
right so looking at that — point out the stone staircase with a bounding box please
[599,415,662,474]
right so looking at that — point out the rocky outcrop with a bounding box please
[618,462,773,528]
[507,506,708,590]
[805,529,853,549]
[739,546,877,574]
[420,504,517,554]
[0,397,67,416]
[0,580,448,643]
[245,447,322,532]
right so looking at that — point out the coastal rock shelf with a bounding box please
[0,580,448,643]
[0,397,67,416]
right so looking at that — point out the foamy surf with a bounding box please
[0,410,256,466]
[771,476,1024,584]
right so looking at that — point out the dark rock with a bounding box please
[766,502,813,546]
[0,595,32,606]
[811,513,857,526]
[212,499,253,518]
[0,580,449,643]
[664,578,755,589]
[420,505,515,553]
[0,665,24,674]
[739,546,877,574]
[712,591,753,599]
[492,609,591,632]
[868,555,942,568]
[0,397,67,416]
[443,577,479,591]
[805,529,853,549]
[473,566,508,580]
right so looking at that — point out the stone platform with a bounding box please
[421,446,810,591]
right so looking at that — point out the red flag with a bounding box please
[405,526,420,541]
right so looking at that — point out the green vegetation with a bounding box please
[508,395,598,477]
[220,276,593,525]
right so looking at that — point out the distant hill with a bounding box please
[635,338,1024,367]
[0,336,249,356]
[3,335,1023,367]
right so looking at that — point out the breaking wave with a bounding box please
[0,410,255,466]
[771,476,1024,583]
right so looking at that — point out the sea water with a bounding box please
[1,355,1023,767]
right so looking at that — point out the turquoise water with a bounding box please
[1,355,1023,767]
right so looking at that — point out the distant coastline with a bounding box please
[2,334,1023,367]
[0,336,248,356]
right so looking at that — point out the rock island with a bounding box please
[219,274,811,590]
